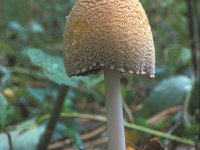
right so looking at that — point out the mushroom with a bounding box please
[63,0,155,150]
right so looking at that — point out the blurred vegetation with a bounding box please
[0,0,199,150]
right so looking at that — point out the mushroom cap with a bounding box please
[63,0,155,77]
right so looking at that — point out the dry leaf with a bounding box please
[144,138,164,150]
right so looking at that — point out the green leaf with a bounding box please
[26,48,102,88]
[28,21,44,33]
[0,119,82,150]
[0,65,11,88]
[0,93,8,127]
[0,41,13,55]
[0,120,45,150]
[141,76,193,116]
[26,48,83,87]
[26,86,57,103]
[66,127,84,149]
[7,21,26,33]
[178,47,191,65]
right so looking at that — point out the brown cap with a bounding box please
[63,0,155,77]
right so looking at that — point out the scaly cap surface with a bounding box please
[63,0,155,77]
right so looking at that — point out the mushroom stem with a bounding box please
[104,69,126,150]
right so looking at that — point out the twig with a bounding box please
[186,0,200,78]
[122,99,134,122]
[36,113,196,146]
[147,106,182,125]
[10,67,46,79]
[48,125,106,150]
[183,89,193,127]
[80,125,106,141]
[163,121,181,147]
[85,136,108,149]
[3,129,13,150]
[125,121,195,146]
[37,86,68,150]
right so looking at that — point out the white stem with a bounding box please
[104,69,126,150]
